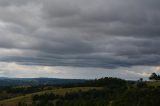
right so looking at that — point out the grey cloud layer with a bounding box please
[0,0,160,68]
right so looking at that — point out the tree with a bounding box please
[137,78,146,88]
[139,78,143,82]
[149,73,159,80]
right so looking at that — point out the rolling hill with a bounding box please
[0,87,102,106]
[0,78,86,86]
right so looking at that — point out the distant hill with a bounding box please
[0,78,86,86]
[0,77,9,79]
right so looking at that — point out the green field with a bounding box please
[0,87,102,106]
[147,81,160,87]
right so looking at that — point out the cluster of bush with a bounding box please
[112,87,160,106]
[30,90,110,106]
[149,73,160,80]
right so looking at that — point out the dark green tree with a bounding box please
[149,73,160,80]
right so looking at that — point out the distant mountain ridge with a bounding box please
[0,78,86,86]
[0,77,9,79]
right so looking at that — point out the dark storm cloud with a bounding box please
[0,0,160,68]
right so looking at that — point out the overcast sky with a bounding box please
[0,0,160,80]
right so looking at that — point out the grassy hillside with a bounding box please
[0,77,160,106]
[0,87,102,106]
[147,81,160,87]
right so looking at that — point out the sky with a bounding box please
[0,0,160,80]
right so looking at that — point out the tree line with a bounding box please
[149,72,160,80]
